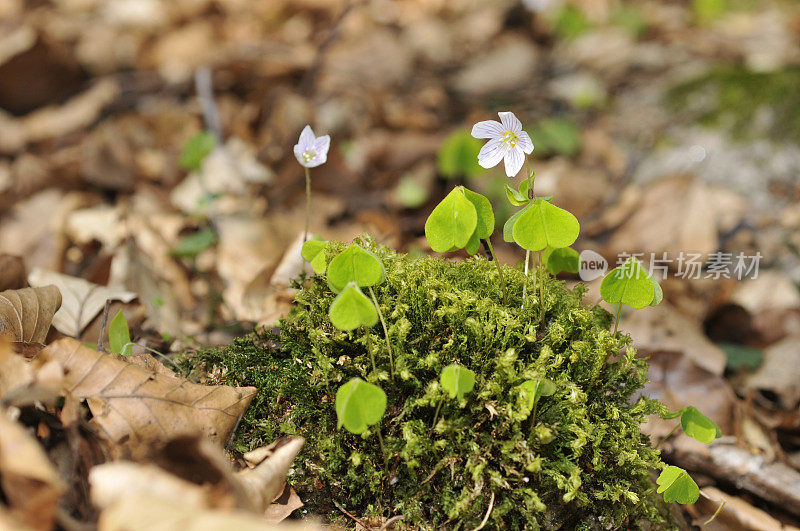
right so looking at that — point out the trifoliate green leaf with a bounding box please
[512,198,580,251]
[543,247,580,275]
[680,406,721,444]
[600,257,656,309]
[301,239,329,274]
[656,466,700,504]
[425,187,478,253]
[440,364,476,401]
[329,282,378,331]
[108,310,131,356]
[335,378,387,434]
[327,244,385,292]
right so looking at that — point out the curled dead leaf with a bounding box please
[0,285,61,345]
[28,268,136,339]
[40,338,256,451]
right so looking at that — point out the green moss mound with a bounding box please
[194,240,673,529]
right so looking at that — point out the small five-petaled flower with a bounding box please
[294,125,330,168]
[471,111,534,178]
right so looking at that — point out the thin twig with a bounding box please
[471,491,495,531]
[97,299,112,353]
[332,500,371,529]
[378,515,405,530]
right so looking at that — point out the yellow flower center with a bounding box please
[502,131,519,147]
[302,150,317,163]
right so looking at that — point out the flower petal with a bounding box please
[471,120,504,139]
[298,125,316,150]
[517,131,534,154]
[293,143,310,167]
[504,147,525,178]
[313,135,330,158]
[498,112,522,133]
[478,138,507,169]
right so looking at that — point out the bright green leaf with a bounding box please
[656,466,700,504]
[512,198,580,251]
[600,257,656,309]
[543,247,580,275]
[437,131,483,180]
[329,282,378,331]
[505,184,527,206]
[335,378,387,434]
[462,188,494,255]
[179,131,216,171]
[440,364,475,401]
[171,228,217,259]
[518,378,557,410]
[425,187,478,253]
[301,239,328,275]
[680,407,721,444]
[327,244,385,292]
[649,272,664,307]
[108,310,131,356]
[503,204,530,243]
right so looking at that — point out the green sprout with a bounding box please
[425,186,507,304]
[179,131,216,171]
[662,406,722,445]
[335,378,389,471]
[432,364,475,428]
[656,466,699,504]
[108,310,132,356]
[600,257,663,333]
[301,239,329,275]
[327,244,394,375]
[517,378,556,428]
[542,246,580,275]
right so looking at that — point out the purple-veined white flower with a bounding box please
[293,125,330,168]
[471,111,534,178]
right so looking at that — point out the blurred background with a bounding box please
[1,0,800,526]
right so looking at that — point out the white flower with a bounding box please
[471,111,534,178]
[293,125,330,168]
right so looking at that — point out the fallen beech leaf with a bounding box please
[264,484,304,525]
[237,437,305,513]
[28,268,136,338]
[0,286,61,344]
[0,255,26,291]
[40,338,256,450]
[0,408,65,530]
[97,494,320,531]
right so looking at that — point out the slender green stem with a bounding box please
[368,286,394,379]
[304,166,311,242]
[613,303,623,335]
[537,251,545,328]
[522,250,531,309]
[367,334,377,375]
[375,426,389,473]
[431,398,444,429]
[656,422,680,450]
[483,239,508,306]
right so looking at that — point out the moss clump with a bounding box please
[194,239,673,529]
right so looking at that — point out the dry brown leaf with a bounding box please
[0,335,63,407]
[237,437,305,513]
[40,338,257,450]
[97,494,320,531]
[0,285,61,344]
[0,254,26,291]
[264,485,304,525]
[0,408,65,530]
[28,268,136,338]
[738,337,800,410]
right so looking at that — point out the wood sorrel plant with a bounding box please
[294,125,330,242]
[200,112,723,529]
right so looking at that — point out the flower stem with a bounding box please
[537,251,545,328]
[484,239,508,306]
[522,250,531,309]
[375,425,389,473]
[304,166,311,242]
[368,286,394,379]
[431,398,444,429]
[613,303,623,335]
